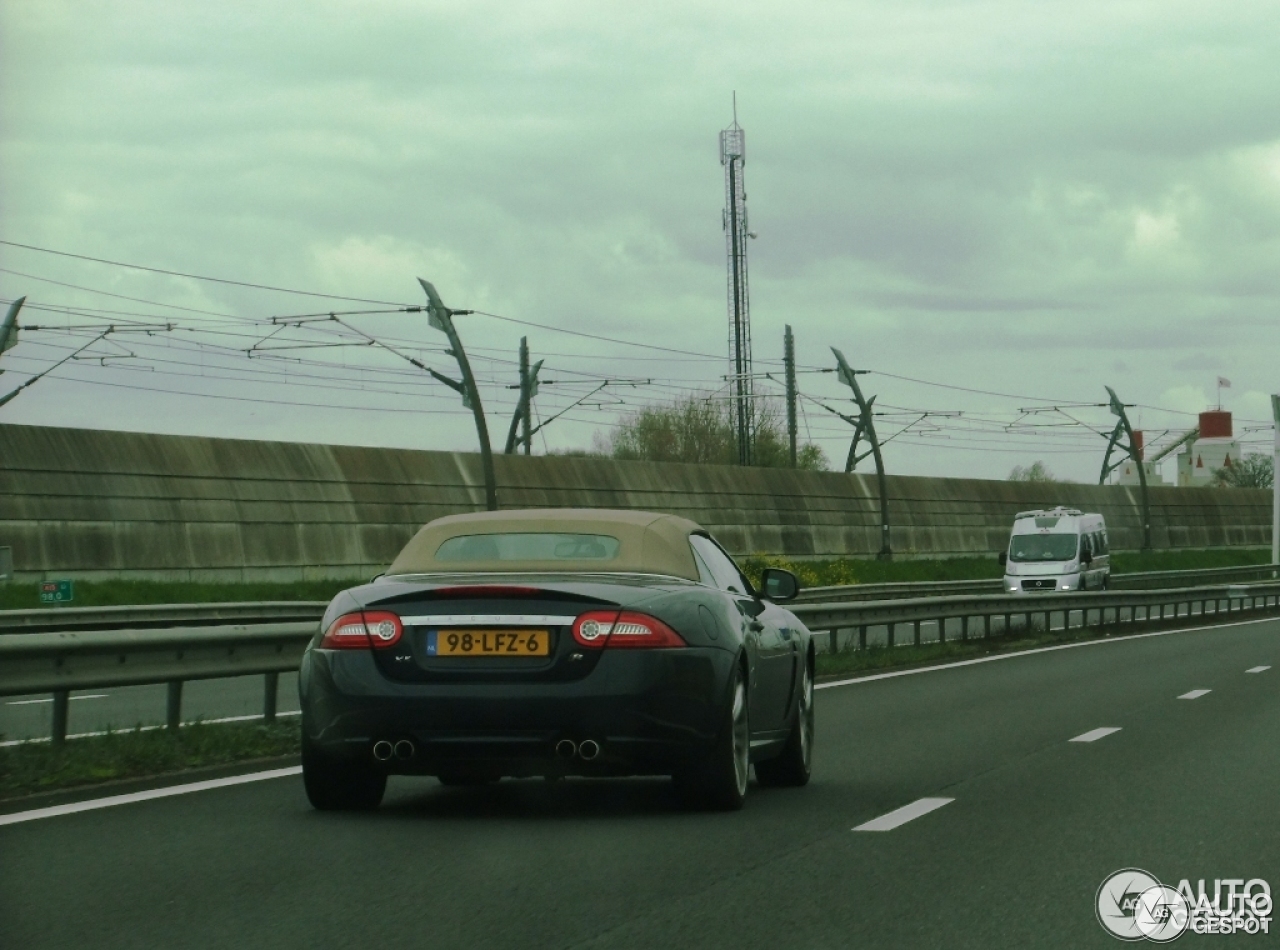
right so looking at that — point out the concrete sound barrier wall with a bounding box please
[0,423,1272,583]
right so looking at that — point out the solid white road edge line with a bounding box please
[6,694,108,706]
[1178,689,1212,700]
[0,767,303,827]
[816,615,1278,691]
[1070,727,1122,743]
[1246,665,1271,673]
[853,797,954,832]
[0,709,302,748]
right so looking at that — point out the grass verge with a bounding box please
[815,623,1113,679]
[0,548,1269,609]
[0,578,362,611]
[743,547,1271,590]
[0,719,300,801]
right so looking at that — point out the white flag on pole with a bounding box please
[1218,376,1232,388]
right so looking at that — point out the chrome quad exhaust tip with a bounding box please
[372,740,394,762]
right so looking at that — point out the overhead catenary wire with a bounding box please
[0,240,413,306]
[4,246,1269,465]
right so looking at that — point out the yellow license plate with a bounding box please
[429,629,551,657]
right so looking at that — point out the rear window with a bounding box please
[1009,533,1079,562]
[434,533,621,562]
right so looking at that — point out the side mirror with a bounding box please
[759,568,799,602]
[998,552,1008,567]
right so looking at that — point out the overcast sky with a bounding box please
[2,0,1278,482]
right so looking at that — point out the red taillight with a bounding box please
[571,610,687,649]
[320,611,403,649]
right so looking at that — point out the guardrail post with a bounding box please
[939,619,947,644]
[51,689,69,744]
[887,623,895,649]
[913,620,921,646]
[166,680,183,731]
[263,672,279,723]
[829,629,840,654]
[858,625,867,651]
[960,616,968,642]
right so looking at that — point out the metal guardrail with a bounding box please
[3,574,1279,743]
[0,621,317,743]
[794,577,1000,603]
[791,581,1280,653]
[1113,564,1280,588]
[793,563,1280,604]
[0,601,328,635]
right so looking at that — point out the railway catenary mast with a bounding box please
[720,100,754,465]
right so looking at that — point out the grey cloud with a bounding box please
[2,0,1278,481]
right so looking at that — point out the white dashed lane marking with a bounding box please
[1246,666,1270,674]
[1178,689,1212,700]
[0,767,303,826]
[1070,727,1121,743]
[853,797,954,832]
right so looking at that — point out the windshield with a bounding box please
[1008,533,1078,563]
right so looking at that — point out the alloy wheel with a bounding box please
[731,677,749,796]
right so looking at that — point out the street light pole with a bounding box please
[417,279,497,511]
[0,297,24,358]
[1100,385,1152,552]
[504,337,543,456]
[832,347,892,561]
[1271,394,1279,569]
[784,325,797,468]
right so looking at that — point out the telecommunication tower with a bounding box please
[720,100,754,465]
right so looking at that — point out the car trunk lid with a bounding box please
[351,576,679,684]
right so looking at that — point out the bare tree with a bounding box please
[1008,461,1059,483]
[607,394,828,470]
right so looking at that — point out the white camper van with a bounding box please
[999,507,1110,594]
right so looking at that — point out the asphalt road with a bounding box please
[2,616,1276,949]
[0,673,302,743]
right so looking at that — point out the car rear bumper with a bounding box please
[299,646,736,777]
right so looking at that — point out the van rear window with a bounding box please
[1009,534,1078,562]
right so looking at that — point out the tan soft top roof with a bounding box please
[386,508,704,580]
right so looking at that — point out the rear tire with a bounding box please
[755,658,813,788]
[302,740,387,811]
[674,665,749,811]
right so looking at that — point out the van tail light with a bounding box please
[571,610,687,649]
[321,611,403,649]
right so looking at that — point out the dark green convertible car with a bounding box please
[298,508,815,811]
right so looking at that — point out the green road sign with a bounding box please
[40,580,74,604]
